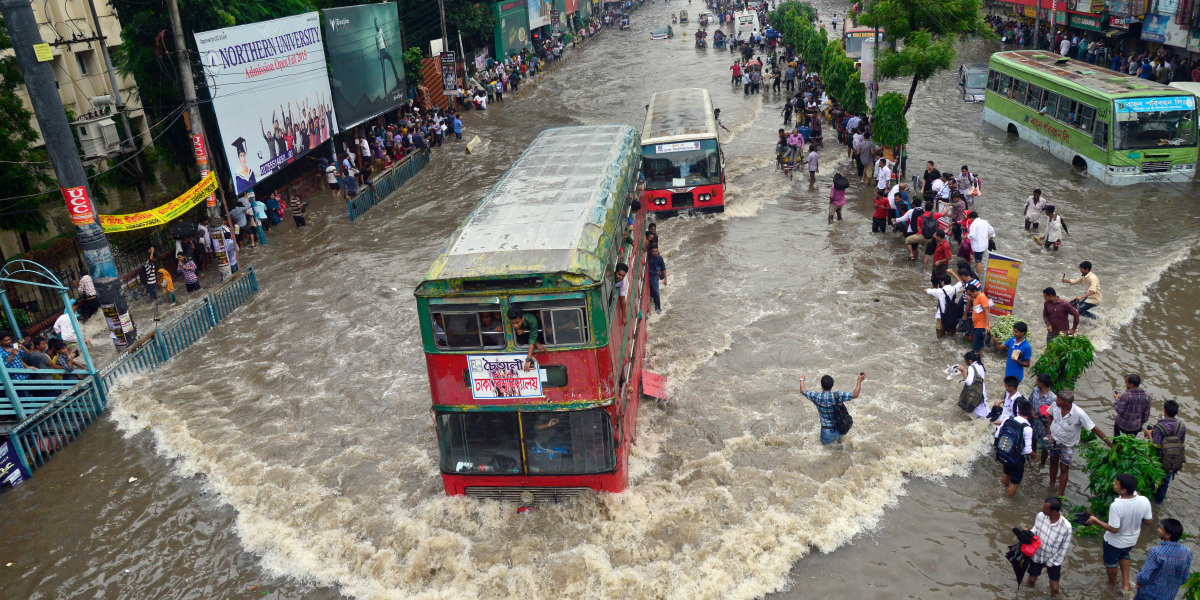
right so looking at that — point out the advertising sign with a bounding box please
[468,354,545,399]
[98,172,218,233]
[61,185,96,226]
[0,440,28,493]
[982,253,1022,316]
[1141,13,1171,42]
[494,0,530,58]
[528,0,551,29]
[440,51,458,95]
[474,49,489,71]
[860,38,876,83]
[194,12,338,196]
[1069,13,1104,31]
[321,4,406,129]
[1115,96,1195,112]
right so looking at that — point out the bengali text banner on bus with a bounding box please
[983,253,1022,316]
[468,354,544,400]
[98,171,217,233]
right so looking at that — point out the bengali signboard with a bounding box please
[474,49,489,71]
[194,12,338,196]
[983,253,1022,316]
[61,185,97,226]
[0,439,28,493]
[98,171,218,233]
[1115,96,1196,112]
[1069,12,1104,31]
[494,0,530,58]
[440,52,458,95]
[321,4,407,129]
[468,354,545,400]
[527,0,551,29]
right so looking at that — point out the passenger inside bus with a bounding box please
[432,314,447,347]
[479,311,504,347]
[508,307,546,371]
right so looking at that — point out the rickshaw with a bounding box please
[712,29,726,49]
[679,10,688,23]
[695,29,707,48]
[699,12,709,26]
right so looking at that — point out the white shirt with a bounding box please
[876,165,892,190]
[1045,215,1063,243]
[1024,195,1046,220]
[930,178,945,194]
[887,185,902,209]
[1060,39,1070,55]
[53,312,77,342]
[1103,494,1153,548]
[326,165,338,183]
[925,282,962,319]
[198,224,211,250]
[967,218,995,252]
[994,414,1034,456]
[996,391,1025,425]
[1049,403,1095,447]
[963,362,989,417]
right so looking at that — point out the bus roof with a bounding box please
[416,125,640,293]
[991,51,1185,99]
[641,88,718,145]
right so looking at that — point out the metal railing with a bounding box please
[6,376,106,474]
[347,148,431,221]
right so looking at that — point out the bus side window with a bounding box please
[1014,80,1028,105]
[1079,105,1096,133]
[1092,121,1109,149]
[513,300,591,347]
[999,75,1012,97]
[1043,93,1059,116]
[432,310,506,349]
[987,70,998,91]
[1058,99,1074,124]
[1025,86,1042,110]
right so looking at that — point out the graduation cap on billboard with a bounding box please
[231,137,248,156]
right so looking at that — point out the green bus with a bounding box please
[984,50,1198,185]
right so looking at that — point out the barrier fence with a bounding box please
[3,266,259,479]
[347,149,432,222]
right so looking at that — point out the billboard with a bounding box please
[321,4,407,129]
[195,12,338,196]
[982,254,1022,316]
[528,0,551,29]
[494,1,529,58]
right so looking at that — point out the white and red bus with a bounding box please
[641,88,726,215]
[414,125,651,504]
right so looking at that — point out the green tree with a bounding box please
[858,0,992,114]
[872,91,909,148]
[403,46,425,87]
[0,15,55,254]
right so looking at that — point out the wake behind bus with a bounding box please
[641,88,726,215]
[984,50,1197,185]
[414,125,652,505]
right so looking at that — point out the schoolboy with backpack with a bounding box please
[1146,399,1186,502]
[995,398,1035,497]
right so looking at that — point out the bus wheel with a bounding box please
[1006,123,1018,136]
[1072,156,1087,171]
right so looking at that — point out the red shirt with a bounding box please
[932,238,952,265]
[732,64,741,76]
[873,196,889,218]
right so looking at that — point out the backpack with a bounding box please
[1154,422,1187,473]
[957,364,984,412]
[833,400,853,434]
[940,288,963,333]
[920,215,938,238]
[995,418,1028,466]
[833,173,850,190]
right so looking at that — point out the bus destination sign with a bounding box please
[468,354,545,400]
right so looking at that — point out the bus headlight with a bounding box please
[654,198,667,206]
[1173,163,1195,172]
[698,194,712,202]
[520,491,535,504]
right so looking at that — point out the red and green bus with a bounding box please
[641,88,726,215]
[414,125,651,504]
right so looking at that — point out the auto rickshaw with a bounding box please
[679,10,688,23]
[699,12,709,27]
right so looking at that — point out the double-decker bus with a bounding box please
[984,50,1198,185]
[641,88,726,215]
[842,27,884,69]
[414,125,651,504]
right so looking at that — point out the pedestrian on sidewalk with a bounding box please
[1133,518,1192,600]
[798,372,865,445]
[1112,373,1151,437]
[1144,400,1186,502]
[1024,497,1073,598]
[1085,473,1154,592]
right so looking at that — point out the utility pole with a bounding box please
[1,0,136,347]
[83,0,148,206]
[458,30,468,81]
[437,0,449,51]
[1049,0,1058,52]
[166,0,230,280]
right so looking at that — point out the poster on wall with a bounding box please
[1141,14,1171,42]
[527,0,551,29]
[494,0,530,58]
[195,12,338,196]
[440,52,457,95]
[321,3,407,129]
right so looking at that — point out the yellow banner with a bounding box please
[100,172,217,233]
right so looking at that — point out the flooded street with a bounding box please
[3,3,1199,599]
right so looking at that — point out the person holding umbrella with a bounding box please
[1024,497,1073,598]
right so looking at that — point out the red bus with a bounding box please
[414,125,651,504]
[641,88,726,215]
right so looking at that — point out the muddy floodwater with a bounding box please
[2,3,1198,599]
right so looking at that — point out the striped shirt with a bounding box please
[1134,541,1192,600]
[1030,512,1072,567]
[802,390,853,429]
[78,274,96,297]
[290,197,308,216]
[1114,388,1152,432]
[142,260,157,286]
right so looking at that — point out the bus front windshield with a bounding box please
[437,409,616,475]
[1114,108,1198,151]
[642,139,721,191]
[843,36,865,57]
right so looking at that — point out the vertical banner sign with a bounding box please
[320,3,407,129]
[468,354,545,399]
[0,439,28,492]
[983,253,1022,316]
[194,13,339,196]
[61,186,96,226]
[190,134,217,208]
[474,49,489,72]
[860,37,876,84]
[100,303,136,346]
[440,52,458,96]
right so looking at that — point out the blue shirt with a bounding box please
[1003,337,1032,380]
[2,348,30,380]
[452,118,462,133]
[803,390,853,429]
[647,255,665,278]
[1134,541,1192,600]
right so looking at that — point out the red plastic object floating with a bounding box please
[642,371,668,400]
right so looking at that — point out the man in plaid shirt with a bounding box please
[1113,373,1151,436]
[799,373,866,445]
[1135,518,1192,600]
[1025,497,1073,598]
